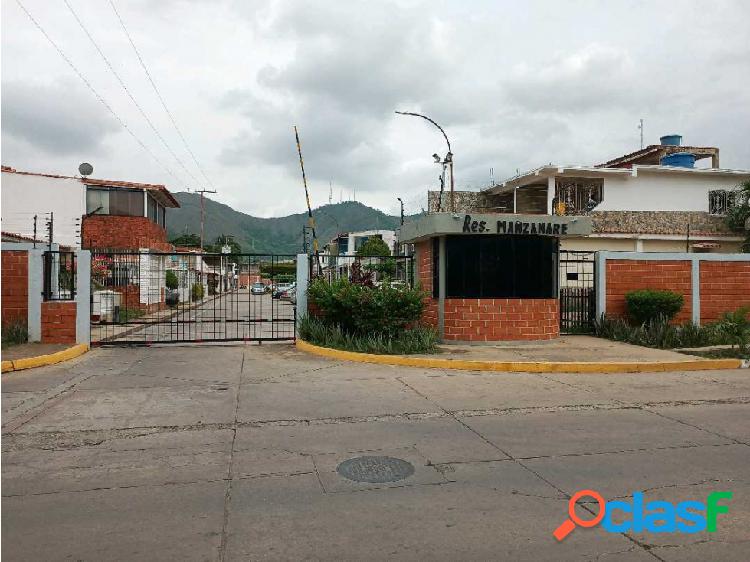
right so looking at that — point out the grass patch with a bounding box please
[1,319,28,348]
[118,307,146,322]
[594,315,728,349]
[299,315,438,355]
[678,348,750,360]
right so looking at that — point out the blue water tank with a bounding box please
[660,134,682,146]
[660,152,695,168]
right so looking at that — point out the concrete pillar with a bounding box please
[691,257,701,326]
[295,253,309,327]
[76,250,91,345]
[27,249,43,342]
[547,176,555,215]
[438,236,446,341]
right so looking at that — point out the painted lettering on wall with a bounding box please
[462,215,568,236]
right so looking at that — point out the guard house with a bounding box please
[400,212,593,342]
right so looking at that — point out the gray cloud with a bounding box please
[1,79,119,155]
[2,0,749,217]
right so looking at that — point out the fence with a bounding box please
[595,251,750,325]
[43,251,77,301]
[312,254,415,287]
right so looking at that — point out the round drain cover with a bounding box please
[336,456,415,483]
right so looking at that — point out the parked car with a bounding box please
[279,286,296,301]
[273,283,294,299]
[251,282,267,295]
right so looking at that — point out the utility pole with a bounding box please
[196,189,217,251]
[329,181,333,205]
[638,118,644,149]
[397,197,404,225]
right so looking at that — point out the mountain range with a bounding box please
[166,192,402,255]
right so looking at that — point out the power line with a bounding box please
[14,0,180,184]
[108,0,215,190]
[62,0,199,189]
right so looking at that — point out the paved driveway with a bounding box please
[2,344,749,561]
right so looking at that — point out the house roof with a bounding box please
[1,165,180,208]
[2,231,44,244]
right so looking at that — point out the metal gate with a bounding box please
[90,251,297,345]
[559,250,596,333]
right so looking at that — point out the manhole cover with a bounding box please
[336,456,415,483]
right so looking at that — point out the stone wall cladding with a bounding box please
[444,298,559,341]
[41,301,77,344]
[590,211,734,236]
[605,260,693,323]
[427,190,513,214]
[699,261,750,323]
[82,215,171,251]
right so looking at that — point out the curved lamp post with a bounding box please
[395,111,454,212]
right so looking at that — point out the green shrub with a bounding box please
[298,315,438,355]
[594,314,728,349]
[2,319,28,346]
[718,306,750,352]
[165,270,179,290]
[191,282,205,302]
[307,277,426,338]
[625,289,684,325]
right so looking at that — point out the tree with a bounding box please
[165,270,179,290]
[725,180,750,252]
[355,236,391,257]
[170,233,201,247]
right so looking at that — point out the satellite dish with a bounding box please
[78,162,93,177]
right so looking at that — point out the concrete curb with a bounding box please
[1,343,89,373]
[296,340,743,373]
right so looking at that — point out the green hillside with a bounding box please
[166,192,401,254]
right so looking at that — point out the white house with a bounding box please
[427,136,749,253]
[325,229,398,256]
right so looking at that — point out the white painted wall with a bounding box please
[1,172,85,247]
[340,230,398,256]
[596,171,745,212]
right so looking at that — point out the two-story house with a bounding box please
[428,135,749,253]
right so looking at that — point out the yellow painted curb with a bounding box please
[296,340,742,373]
[1,344,89,373]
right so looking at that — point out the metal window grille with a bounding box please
[43,251,77,301]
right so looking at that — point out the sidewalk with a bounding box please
[426,335,699,363]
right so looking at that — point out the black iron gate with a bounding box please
[559,250,596,333]
[90,251,297,345]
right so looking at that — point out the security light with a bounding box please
[432,153,441,163]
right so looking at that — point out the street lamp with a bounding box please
[396,197,404,225]
[395,111,455,212]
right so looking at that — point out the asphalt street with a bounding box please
[2,344,749,560]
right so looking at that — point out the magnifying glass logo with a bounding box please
[553,489,606,541]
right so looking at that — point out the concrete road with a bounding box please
[2,344,749,561]
[92,291,296,344]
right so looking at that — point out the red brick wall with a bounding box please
[1,250,29,328]
[82,215,171,251]
[415,241,438,328]
[415,240,559,340]
[605,259,692,323]
[41,301,76,344]
[699,261,750,323]
[444,298,559,341]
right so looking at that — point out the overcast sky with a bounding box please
[3,0,749,218]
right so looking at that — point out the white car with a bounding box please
[251,282,266,295]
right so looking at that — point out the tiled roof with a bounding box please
[1,165,179,207]
[598,145,718,168]
[590,211,737,236]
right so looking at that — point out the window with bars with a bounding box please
[709,189,746,216]
[553,178,603,216]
